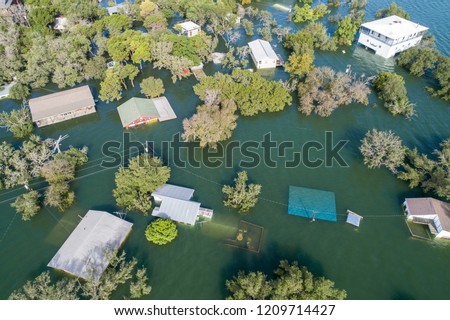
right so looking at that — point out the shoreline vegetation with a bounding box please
[0,0,449,300]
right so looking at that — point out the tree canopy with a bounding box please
[0,107,33,138]
[222,171,262,213]
[375,2,410,20]
[226,260,347,300]
[113,154,170,214]
[140,76,165,98]
[373,72,415,118]
[145,218,178,245]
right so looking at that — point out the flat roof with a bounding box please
[405,198,450,231]
[107,3,125,15]
[152,196,200,225]
[152,184,194,201]
[29,85,95,122]
[248,39,278,61]
[176,21,200,31]
[288,186,337,222]
[346,210,363,227]
[48,210,133,280]
[361,15,428,40]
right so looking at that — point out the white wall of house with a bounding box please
[250,54,277,69]
[436,230,450,239]
[183,27,200,37]
[357,32,424,59]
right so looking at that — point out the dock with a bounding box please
[198,207,213,219]
[191,68,206,80]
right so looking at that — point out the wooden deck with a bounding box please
[198,207,213,219]
[192,68,206,80]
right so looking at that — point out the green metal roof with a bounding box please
[117,98,160,127]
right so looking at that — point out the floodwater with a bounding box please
[1,0,449,299]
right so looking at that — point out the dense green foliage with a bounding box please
[182,101,238,149]
[9,251,151,300]
[333,16,359,46]
[226,260,347,300]
[291,3,330,23]
[113,154,170,214]
[375,2,410,20]
[140,76,165,98]
[373,72,415,118]
[11,191,41,221]
[0,136,87,216]
[194,70,292,116]
[145,219,178,245]
[397,46,450,101]
[360,129,406,173]
[8,84,31,101]
[0,107,33,138]
[298,67,370,117]
[222,171,261,213]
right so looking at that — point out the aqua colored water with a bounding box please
[1,0,449,299]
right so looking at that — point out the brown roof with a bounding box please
[405,197,450,231]
[29,85,95,121]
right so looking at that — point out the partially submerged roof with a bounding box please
[248,39,278,61]
[107,3,125,15]
[152,96,177,122]
[288,186,337,222]
[346,210,363,227]
[117,97,160,127]
[29,85,95,122]
[405,198,450,231]
[176,21,200,31]
[48,210,133,280]
[152,184,194,201]
[361,15,428,40]
[117,97,176,127]
[152,195,201,225]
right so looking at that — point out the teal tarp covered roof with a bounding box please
[288,186,337,222]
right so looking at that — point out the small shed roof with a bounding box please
[107,3,125,15]
[346,210,363,227]
[248,39,278,61]
[361,15,428,40]
[405,198,450,232]
[0,82,14,99]
[48,210,133,280]
[152,96,177,122]
[29,85,95,122]
[152,195,201,225]
[288,186,337,222]
[0,0,13,9]
[152,184,194,201]
[117,97,160,127]
[176,21,201,31]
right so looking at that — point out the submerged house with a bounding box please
[175,21,201,37]
[29,85,96,127]
[404,198,450,239]
[48,210,133,280]
[117,97,176,129]
[151,184,213,225]
[357,15,428,59]
[248,39,281,69]
[288,186,337,222]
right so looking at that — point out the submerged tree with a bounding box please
[145,218,178,245]
[130,267,152,299]
[0,107,33,138]
[140,76,165,98]
[182,100,238,149]
[113,154,170,214]
[372,72,415,118]
[375,2,410,20]
[298,67,370,117]
[226,260,346,300]
[11,191,41,221]
[222,171,262,213]
[360,129,406,173]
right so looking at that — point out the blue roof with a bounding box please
[288,186,337,222]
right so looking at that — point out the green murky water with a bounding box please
[1,0,449,299]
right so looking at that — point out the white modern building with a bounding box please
[404,198,450,239]
[54,16,68,30]
[151,184,213,225]
[175,21,201,37]
[358,15,428,59]
[248,39,279,69]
